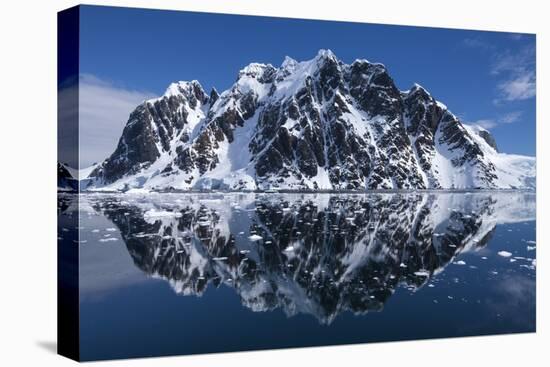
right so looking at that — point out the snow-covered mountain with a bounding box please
[57,162,78,191]
[85,50,535,191]
[88,192,535,323]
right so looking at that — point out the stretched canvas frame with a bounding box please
[58,5,536,362]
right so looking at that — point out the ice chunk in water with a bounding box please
[99,238,118,242]
[144,209,182,219]
[414,270,429,276]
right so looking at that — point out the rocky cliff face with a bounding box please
[87,50,535,191]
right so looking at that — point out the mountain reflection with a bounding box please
[88,192,533,324]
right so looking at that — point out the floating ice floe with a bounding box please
[99,237,118,242]
[248,234,263,241]
[414,270,430,276]
[143,209,183,219]
[454,260,466,265]
[497,251,513,258]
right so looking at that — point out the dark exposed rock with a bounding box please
[476,129,499,152]
[209,87,219,105]
[88,50,507,190]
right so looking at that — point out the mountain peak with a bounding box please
[404,83,434,103]
[410,83,427,93]
[281,55,298,69]
[316,48,337,60]
[466,124,499,152]
[209,87,220,105]
[313,49,340,70]
[87,51,535,191]
[238,63,274,78]
[163,80,203,97]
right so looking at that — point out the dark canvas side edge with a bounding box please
[57,5,80,362]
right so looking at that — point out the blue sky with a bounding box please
[78,5,536,165]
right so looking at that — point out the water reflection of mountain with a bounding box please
[90,192,535,324]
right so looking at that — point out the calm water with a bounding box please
[59,192,536,361]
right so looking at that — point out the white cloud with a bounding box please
[491,45,536,102]
[466,111,523,130]
[500,111,523,124]
[78,74,155,168]
[470,119,497,130]
[497,72,536,101]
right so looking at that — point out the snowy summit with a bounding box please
[82,50,536,192]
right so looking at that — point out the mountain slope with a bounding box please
[58,162,78,191]
[86,50,535,191]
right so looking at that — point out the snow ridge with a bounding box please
[84,50,536,191]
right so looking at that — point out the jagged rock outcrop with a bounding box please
[87,50,535,191]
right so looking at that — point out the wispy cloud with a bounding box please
[497,72,536,101]
[466,111,523,130]
[500,111,523,124]
[490,44,535,75]
[491,45,536,103]
[462,37,495,51]
[78,74,155,167]
[460,36,535,104]
[470,119,497,130]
